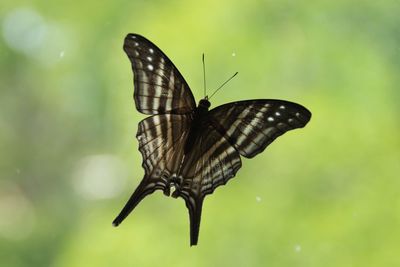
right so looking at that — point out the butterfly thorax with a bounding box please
[183,99,211,154]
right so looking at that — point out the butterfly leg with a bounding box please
[112,175,164,226]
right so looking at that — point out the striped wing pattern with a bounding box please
[137,114,191,178]
[177,124,242,245]
[112,114,192,226]
[175,100,310,245]
[124,34,196,114]
[209,100,311,158]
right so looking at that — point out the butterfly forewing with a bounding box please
[208,100,311,158]
[124,34,196,114]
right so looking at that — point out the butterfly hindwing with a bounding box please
[137,114,192,177]
[208,100,311,158]
[179,123,242,195]
[124,34,196,114]
[177,123,242,245]
[112,175,166,227]
[112,114,192,226]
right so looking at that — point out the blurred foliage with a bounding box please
[1,0,400,266]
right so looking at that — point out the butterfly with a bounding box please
[112,33,311,246]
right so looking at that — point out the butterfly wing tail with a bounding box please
[112,176,160,227]
[182,195,204,246]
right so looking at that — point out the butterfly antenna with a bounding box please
[208,72,238,100]
[202,53,207,98]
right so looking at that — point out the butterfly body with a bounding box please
[113,34,312,246]
[184,99,211,154]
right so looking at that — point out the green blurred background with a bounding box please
[1,0,399,266]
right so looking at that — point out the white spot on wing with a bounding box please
[134,50,139,56]
[149,48,154,53]
[295,112,300,117]
[134,42,139,47]
[275,112,281,116]
[131,35,136,39]
[146,56,152,61]
[279,105,286,110]
[147,64,154,71]
[267,117,274,122]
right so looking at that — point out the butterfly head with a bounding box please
[198,99,211,109]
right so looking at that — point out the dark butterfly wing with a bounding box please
[113,34,197,226]
[176,123,242,246]
[113,114,192,226]
[124,34,196,114]
[176,99,311,245]
[208,99,311,158]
